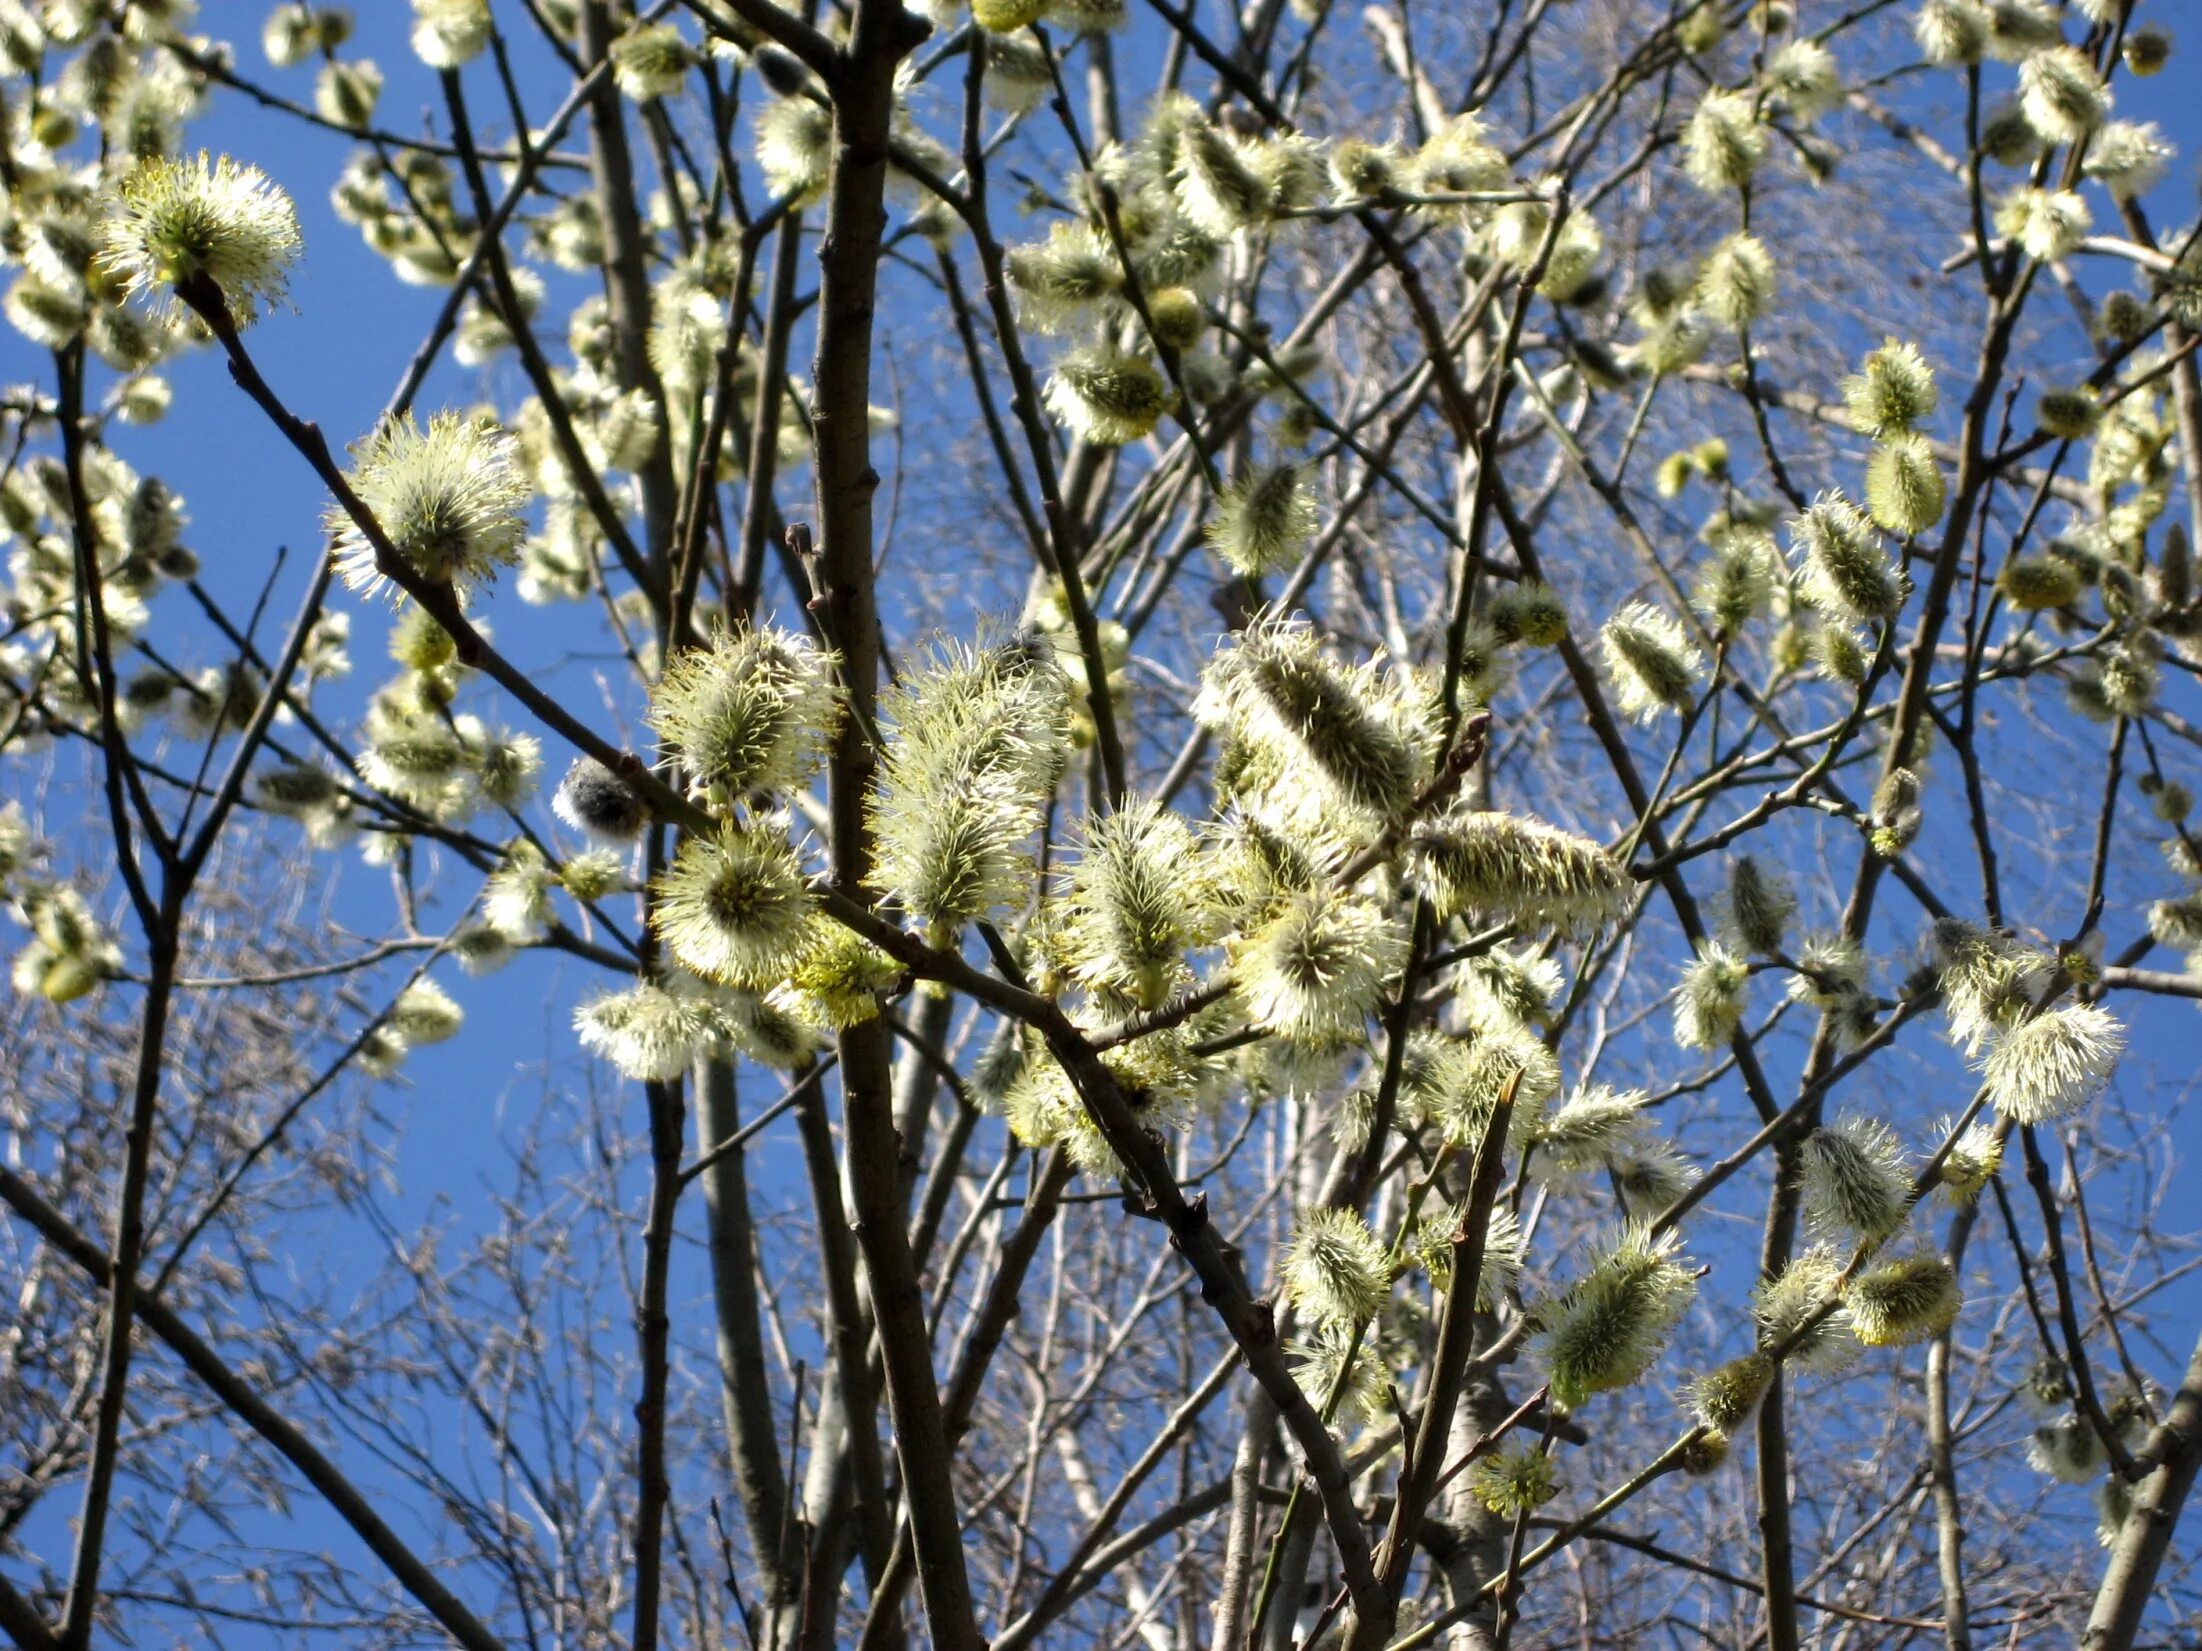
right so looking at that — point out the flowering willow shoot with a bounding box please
[2,3,2199,1650]
[328,411,530,596]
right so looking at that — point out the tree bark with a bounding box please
[2081,1325,2202,1651]
[809,3,980,1644]
[698,1055,801,1638]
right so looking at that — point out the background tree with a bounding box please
[3,0,2202,1648]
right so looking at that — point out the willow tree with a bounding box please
[2,0,2200,1647]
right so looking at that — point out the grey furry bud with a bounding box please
[554,757,649,844]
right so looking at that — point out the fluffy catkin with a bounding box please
[1407,806,1629,931]
[1533,1227,1697,1408]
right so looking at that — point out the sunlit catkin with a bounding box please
[411,0,491,67]
[1060,799,1212,1009]
[756,99,832,206]
[1914,0,1988,65]
[1755,1247,1861,1374]
[1935,1117,2004,1203]
[1487,580,1569,647]
[2017,45,2109,145]
[2148,892,2202,951]
[1173,116,1266,236]
[1205,464,1316,577]
[388,978,464,1045]
[611,23,696,99]
[1998,553,2081,610]
[1845,1252,1961,1347]
[2027,1411,2108,1483]
[1452,947,1565,1034]
[1983,0,2061,62]
[1980,1002,2123,1123]
[1688,1351,1774,1432]
[1682,90,1764,192]
[328,412,530,598]
[1766,39,1842,120]
[1786,931,1868,1012]
[1468,1445,1559,1518]
[1843,339,1938,439]
[1995,186,2090,263]
[1600,601,1703,720]
[648,625,838,808]
[1612,1140,1700,1221]
[1432,1021,1561,1149]
[1410,1203,1526,1308]
[1694,526,1779,634]
[870,636,1070,931]
[1865,436,1945,537]
[1792,490,1906,621]
[1533,1226,1696,1409]
[99,150,301,324]
[1799,1116,1912,1243]
[1407,806,1629,931]
[560,850,627,904]
[2083,121,2172,201]
[575,979,724,1082]
[1288,1327,1389,1422]
[652,827,815,988]
[483,844,556,941]
[1281,1205,1392,1329]
[1044,345,1172,445]
[1693,232,1776,330]
[775,921,903,1030]
[1328,138,1400,200]
[1673,941,1749,1050]
[1532,1084,1652,1179]
[1232,890,1405,1044]
[1005,222,1120,332]
[1198,617,1429,824]
[1936,919,2053,1055]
